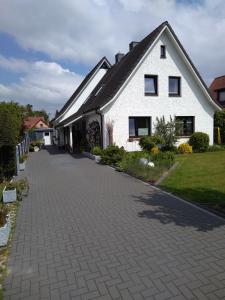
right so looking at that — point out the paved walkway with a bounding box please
[3,147,225,300]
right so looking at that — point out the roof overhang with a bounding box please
[55,57,111,123]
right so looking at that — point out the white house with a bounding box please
[53,21,221,152]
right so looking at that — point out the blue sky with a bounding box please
[0,0,224,117]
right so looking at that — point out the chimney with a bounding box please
[129,41,139,51]
[115,52,125,63]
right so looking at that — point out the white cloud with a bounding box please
[0,0,225,83]
[0,57,83,116]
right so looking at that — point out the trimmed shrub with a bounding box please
[91,146,102,155]
[189,132,209,152]
[178,143,192,154]
[139,135,163,151]
[139,136,155,151]
[100,145,126,166]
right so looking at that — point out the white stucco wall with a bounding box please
[102,30,217,151]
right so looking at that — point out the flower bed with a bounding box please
[117,151,175,184]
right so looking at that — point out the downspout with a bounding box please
[96,109,103,149]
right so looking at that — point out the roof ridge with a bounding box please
[214,75,225,79]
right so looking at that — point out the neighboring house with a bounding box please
[24,116,53,146]
[209,75,225,108]
[53,21,221,152]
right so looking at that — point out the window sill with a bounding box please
[176,136,191,138]
[169,94,181,97]
[145,93,158,96]
[128,137,141,142]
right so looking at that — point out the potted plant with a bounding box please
[91,146,102,163]
[0,206,11,247]
[19,154,27,171]
[3,182,17,203]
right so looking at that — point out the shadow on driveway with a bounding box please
[133,190,225,232]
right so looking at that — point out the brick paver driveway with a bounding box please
[3,147,225,300]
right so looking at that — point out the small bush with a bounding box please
[139,136,155,151]
[178,143,192,154]
[189,132,209,152]
[100,145,126,166]
[91,146,102,156]
[154,116,177,149]
[15,178,29,200]
[0,205,8,227]
[139,135,163,151]
[30,140,43,148]
[151,146,159,154]
[5,178,29,200]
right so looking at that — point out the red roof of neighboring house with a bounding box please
[23,116,48,129]
[209,75,225,107]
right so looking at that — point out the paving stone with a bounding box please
[3,147,225,300]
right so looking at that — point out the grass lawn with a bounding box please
[160,151,225,212]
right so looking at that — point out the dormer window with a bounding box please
[160,45,166,58]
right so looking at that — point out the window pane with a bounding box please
[145,77,156,93]
[219,91,225,102]
[175,117,194,136]
[137,118,149,136]
[129,117,150,137]
[129,118,135,137]
[175,119,184,136]
[161,45,166,58]
[169,78,179,94]
[185,118,193,135]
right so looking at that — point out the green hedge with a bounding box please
[189,132,209,152]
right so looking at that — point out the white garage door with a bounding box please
[44,132,51,145]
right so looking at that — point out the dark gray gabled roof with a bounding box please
[58,21,219,127]
[55,57,111,120]
[58,22,166,127]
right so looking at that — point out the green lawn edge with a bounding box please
[159,151,225,213]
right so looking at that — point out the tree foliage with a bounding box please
[0,101,24,146]
[154,116,177,150]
